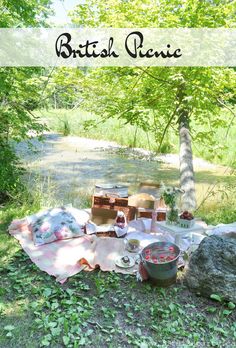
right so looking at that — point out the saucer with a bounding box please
[115,255,135,268]
[125,245,141,253]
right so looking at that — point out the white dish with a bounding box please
[115,255,135,268]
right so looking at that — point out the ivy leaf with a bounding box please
[4,325,15,331]
[210,294,222,302]
[227,302,235,310]
[41,338,51,347]
[43,288,52,297]
[140,342,149,348]
[63,336,70,345]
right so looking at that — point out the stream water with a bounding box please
[16,133,226,207]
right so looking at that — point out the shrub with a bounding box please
[0,142,24,203]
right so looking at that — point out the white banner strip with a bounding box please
[0,28,235,67]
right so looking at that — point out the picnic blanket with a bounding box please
[9,216,215,283]
[9,219,154,283]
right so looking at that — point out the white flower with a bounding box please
[165,186,173,194]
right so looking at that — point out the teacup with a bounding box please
[125,238,140,252]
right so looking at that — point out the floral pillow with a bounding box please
[29,207,90,246]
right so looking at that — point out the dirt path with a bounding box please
[16,133,229,206]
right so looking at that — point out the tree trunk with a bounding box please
[178,109,197,211]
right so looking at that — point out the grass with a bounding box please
[1,254,236,348]
[37,108,236,167]
[1,186,236,348]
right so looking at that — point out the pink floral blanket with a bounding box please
[9,219,138,283]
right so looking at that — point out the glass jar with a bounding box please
[166,206,179,225]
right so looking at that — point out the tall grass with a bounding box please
[37,108,236,166]
[197,181,236,225]
[37,109,173,153]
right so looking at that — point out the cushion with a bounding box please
[29,207,90,246]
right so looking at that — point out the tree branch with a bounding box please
[157,104,178,153]
[216,98,236,138]
[128,68,148,95]
[157,86,184,153]
[136,67,174,86]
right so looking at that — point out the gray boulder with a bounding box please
[185,235,236,302]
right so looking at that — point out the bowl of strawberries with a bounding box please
[140,241,180,286]
[178,211,195,228]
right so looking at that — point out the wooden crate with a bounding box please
[93,195,129,207]
[138,208,167,221]
[92,195,136,222]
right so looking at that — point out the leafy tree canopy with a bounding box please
[71,0,236,28]
[0,0,53,27]
[68,0,236,155]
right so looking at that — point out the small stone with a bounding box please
[185,235,236,302]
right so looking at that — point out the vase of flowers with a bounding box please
[162,186,183,225]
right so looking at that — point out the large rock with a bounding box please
[185,235,236,302]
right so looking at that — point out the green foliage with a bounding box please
[0,0,53,27]
[0,68,48,198]
[228,302,236,310]
[67,0,236,158]
[199,204,236,226]
[198,174,236,224]
[1,245,236,348]
[59,118,71,136]
[210,294,222,302]
[0,143,24,199]
[0,0,52,197]
[46,68,84,109]
[71,0,236,28]
[38,108,163,151]
[68,66,236,158]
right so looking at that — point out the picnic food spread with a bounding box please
[8,183,210,285]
